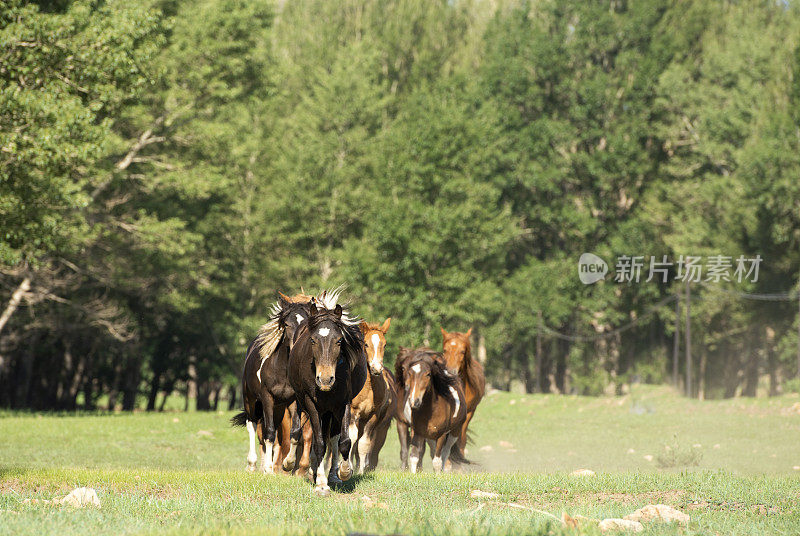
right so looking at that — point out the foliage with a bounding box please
[1,0,800,409]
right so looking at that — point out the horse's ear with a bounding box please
[359,321,369,334]
[334,304,342,318]
[381,317,391,333]
[440,327,448,339]
[466,327,473,338]
[278,291,291,307]
[309,301,318,317]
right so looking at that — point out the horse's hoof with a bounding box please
[260,466,274,475]
[246,463,256,473]
[282,458,296,472]
[313,485,331,497]
[337,461,353,481]
[327,472,343,487]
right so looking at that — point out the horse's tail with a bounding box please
[230,410,249,427]
[448,443,474,465]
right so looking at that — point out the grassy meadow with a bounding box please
[1,386,799,535]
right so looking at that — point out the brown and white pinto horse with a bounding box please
[395,347,468,473]
[346,318,396,473]
[441,327,485,464]
[232,292,311,474]
[286,293,367,496]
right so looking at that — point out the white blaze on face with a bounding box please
[318,327,330,337]
[369,333,382,370]
[450,341,457,346]
[448,386,460,418]
[403,398,412,422]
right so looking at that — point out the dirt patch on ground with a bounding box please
[517,489,688,510]
[0,478,23,494]
[686,500,782,515]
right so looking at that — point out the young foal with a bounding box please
[441,327,485,465]
[347,318,396,473]
[287,296,367,495]
[232,292,311,473]
[395,347,467,473]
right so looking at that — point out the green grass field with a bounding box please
[1,386,799,535]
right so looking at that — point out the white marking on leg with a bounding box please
[272,439,281,466]
[410,455,420,473]
[357,435,371,474]
[318,327,330,337]
[432,456,443,472]
[246,421,258,470]
[260,440,274,474]
[448,386,460,418]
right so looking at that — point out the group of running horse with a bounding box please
[231,289,485,495]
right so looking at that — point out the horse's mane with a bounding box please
[395,347,461,399]
[255,292,312,362]
[302,288,364,370]
[460,338,485,397]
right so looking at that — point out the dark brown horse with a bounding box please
[441,327,484,465]
[346,318,396,473]
[395,347,468,473]
[286,292,367,495]
[231,292,312,474]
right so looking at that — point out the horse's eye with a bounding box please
[337,339,344,345]
[310,339,316,345]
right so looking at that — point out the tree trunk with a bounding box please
[555,337,568,394]
[147,372,162,411]
[0,276,31,336]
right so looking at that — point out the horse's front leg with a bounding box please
[335,403,354,481]
[258,395,276,474]
[440,433,459,473]
[409,433,425,474]
[397,419,410,470]
[282,403,301,472]
[309,404,329,496]
[431,435,448,472]
[298,417,314,481]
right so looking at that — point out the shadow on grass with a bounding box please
[332,472,376,494]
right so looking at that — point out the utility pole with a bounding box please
[535,310,543,393]
[685,279,692,397]
[673,293,680,387]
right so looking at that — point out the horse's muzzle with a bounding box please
[410,397,423,409]
[368,360,383,375]
[316,375,335,390]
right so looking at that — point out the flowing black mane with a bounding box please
[304,305,365,372]
[395,347,460,398]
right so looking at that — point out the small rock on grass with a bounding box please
[598,518,644,532]
[498,440,514,449]
[470,489,500,499]
[480,445,493,452]
[25,487,101,508]
[643,454,654,462]
[624,504,689,525]
[570,469,595,477]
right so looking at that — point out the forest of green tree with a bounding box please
[2,0,799,411]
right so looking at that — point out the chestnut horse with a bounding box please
[231,292,311,473]
[286,294,367,496]
[395,347,468,473]
[441,327,485,464]
[347,318,396,473]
